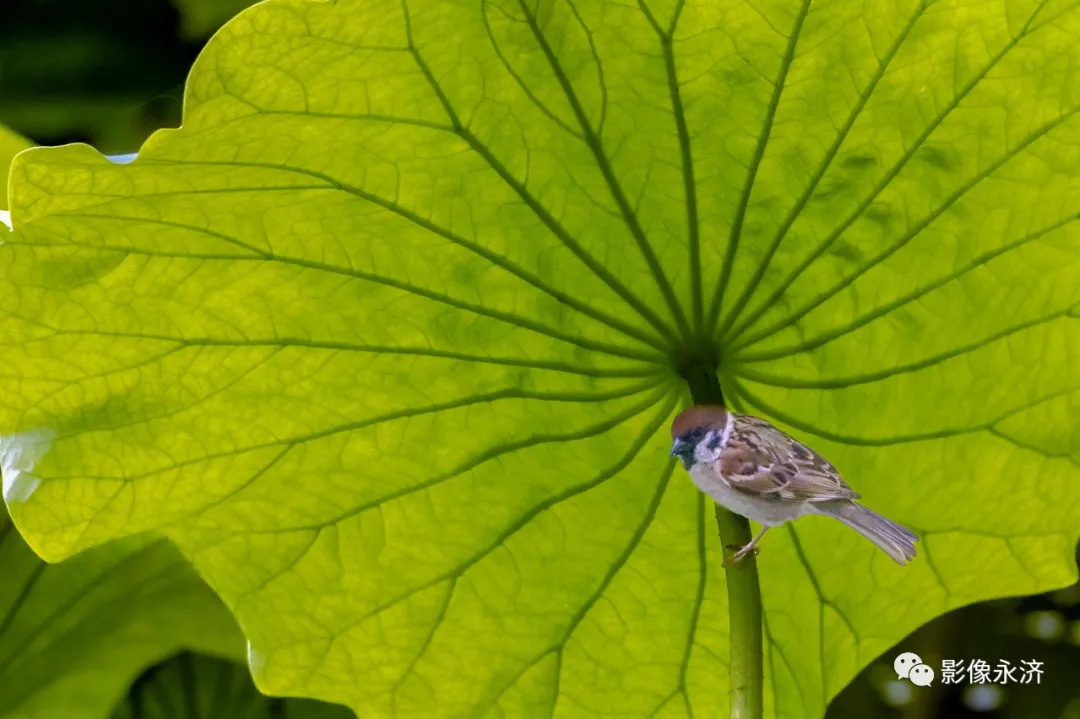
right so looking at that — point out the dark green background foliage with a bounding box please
[110,654,354,719]
[0,499,354,719]
[0,0,258,155]
[2,1,1080,716]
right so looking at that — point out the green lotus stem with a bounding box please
[713,506,764,719]
[683,359,764,719]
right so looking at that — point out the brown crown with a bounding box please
[670,404,729,439]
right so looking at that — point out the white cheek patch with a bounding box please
[692,414,735,465]
[719,412,734,449]
[695,435,717,463]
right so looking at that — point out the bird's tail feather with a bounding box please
[812,501,918,565]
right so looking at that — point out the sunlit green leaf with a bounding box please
[3,0,1080,717]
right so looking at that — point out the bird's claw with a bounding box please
[722,543,761,568]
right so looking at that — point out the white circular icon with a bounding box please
[894,652,922,679]
[909,663,935,686]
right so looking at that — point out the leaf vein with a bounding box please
[727,0,1056,348]
[398,0,685,346]
[717,1,928,341]
[734,103,1080,356]
[706,0,814,329]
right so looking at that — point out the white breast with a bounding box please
[687,463,802,527]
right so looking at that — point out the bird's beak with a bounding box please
[670,438,693,469]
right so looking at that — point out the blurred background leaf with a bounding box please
[0,124,31,211]
[170,0,260,40]
[0,0,255,156]
[110,653,354,719]
[0,504,244,719]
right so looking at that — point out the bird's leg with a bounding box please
[723,526,770,567]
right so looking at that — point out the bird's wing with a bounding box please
[719,415,860,502]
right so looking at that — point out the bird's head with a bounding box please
[670,404,731,470]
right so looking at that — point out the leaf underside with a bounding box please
[3,0,1080,718]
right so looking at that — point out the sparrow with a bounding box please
[670,404,918,567]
